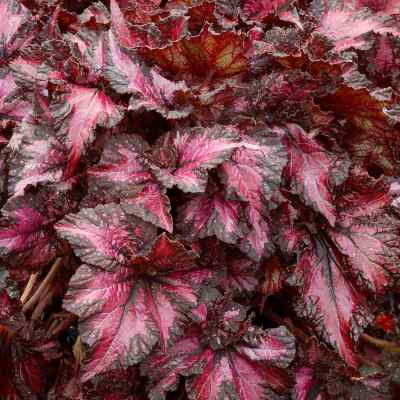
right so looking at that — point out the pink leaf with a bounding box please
[177,191,247,244]
[51,85,122,176]
[242,0,294,22]
[55,203,157,272]
[150,125,240,193]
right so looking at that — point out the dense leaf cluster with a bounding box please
[1,0,400,398]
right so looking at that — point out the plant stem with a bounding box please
[31,286,54,320]
[20,273,39,305]
[22,257,63,313]
[360,333,400,353]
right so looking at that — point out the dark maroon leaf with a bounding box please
[0,313,60,400]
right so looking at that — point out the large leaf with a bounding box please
[284,123,336,226]
[105,30,191,119]
[150,125,240,193]
[329,175,400,294]
[63,234,213,381]
[142,24,250,79]
[8,119,69,197]
[55,203,157,272]
[51,85,122,176]
[288,235,371,367]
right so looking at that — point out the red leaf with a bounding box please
[143,302,295,400]
[219,128,287,210]
[177,191,248,244]
[260,256,285,298]
[328,175,400,294]
[289,235,372,367]
[0,185,76,270]
[0,0,36,65]
[356,0,400,14]
[284,123,336,226]
[239,204,275,261]
[374,313,395,333]
[51,84,122,176]
[142,24,250,79]
[221,255,260,294]
[8,119,69,197]
[110,0,160,48]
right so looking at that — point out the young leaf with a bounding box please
[142,24,250,78]
[150,125,240,193]
[143,301,295,400]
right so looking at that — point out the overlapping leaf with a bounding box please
[86,134,172,232]
[288,234,372,367]
[105,30,191,119]
[58,207,213,381]
[143,301,295,400]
